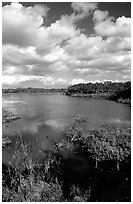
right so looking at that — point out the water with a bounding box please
[2,94,131,164]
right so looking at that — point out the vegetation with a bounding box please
[2,137,12,148]
[66,124,131,170]
[2,87,67,95]
[109,87,131,104]
[66,81,130,94]
[2,134,63,202]
[2,118,131,202]
[66,81,131,104]
[2,81,131,103]
[2,108,21,123]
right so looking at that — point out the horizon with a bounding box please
[2,2,131,89]
[2,80,131,90]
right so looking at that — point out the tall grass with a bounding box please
[66,120,131,171]
[2,133,63,202]
[2,120,131,202]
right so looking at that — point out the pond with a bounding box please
[2,94,131,164]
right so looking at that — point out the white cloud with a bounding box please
[2,2,44,47]
[104,37,131,53]
[33,4,50,17]
[2,3,131,87]
[70,78,89,85]
[3,66,18,75]
[41,76,54,85]
[57,78,67,84]
[2,74,54,86]
[60,2,98,25]
[74,68,100,76]
[44,46,68,62]
[2,2,80,50]
[2,75,36,85]
[94,15,131,37]
[72,2,98,16]
[64,34,103,60]
[93,10,109,22]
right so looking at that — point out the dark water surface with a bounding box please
[2,94,131,164]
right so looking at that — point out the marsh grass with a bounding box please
[2,121,131,202]
[2,133,63,202]
[66,121,131,171]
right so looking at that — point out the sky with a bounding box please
[2,1,131,88]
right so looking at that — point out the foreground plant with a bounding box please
[2,122,131,202]
[2,133,63,202]
[66,117,131,171]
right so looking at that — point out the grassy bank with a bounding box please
[2,119,131,202]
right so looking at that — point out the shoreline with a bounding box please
[65,93,131,104]
[2,91,131,104]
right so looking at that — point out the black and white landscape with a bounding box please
[2,2,131,202]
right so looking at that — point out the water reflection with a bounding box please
[45,119,69,129]
[108,118,131,125]
[2,95,131,164]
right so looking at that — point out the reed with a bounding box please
[2,121,131,201]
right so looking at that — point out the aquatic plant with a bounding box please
[2,108,21,123]
[2,122,131,201]
[2,133,63,202]
[66,118,131,171]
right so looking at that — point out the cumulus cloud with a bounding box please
[2,2,131,87]
[94,15,131,37]
[60,2,98,25]
[72,2,97,16]
[93,10,109,22]
[64,35,103,60]
[2,3,43,46]
[2,2,80,50]
[33,4,50,17]
[104,37,131,53]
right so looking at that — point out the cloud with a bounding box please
[2,3,131,88]
[2,74,68,88]
[2,74,53,86]
[74,68,100,76]
[2,2,44,47]
[93,10,108,22]
[71,2,98,15]
[61,2,98,24]
[70,78,90,85]
[57,78,67,84]
[94,15,131,37]
[33,4,50,17]
[64,35,103,60]
[104,37,131,53]
[2,2,80,50]
[2,74,40,85]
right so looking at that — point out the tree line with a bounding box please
[66,81,131,95]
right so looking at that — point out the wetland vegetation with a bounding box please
[2,116,131,201]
